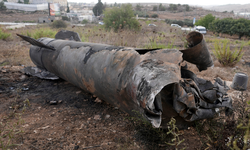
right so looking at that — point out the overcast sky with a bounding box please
[68,0,250,6]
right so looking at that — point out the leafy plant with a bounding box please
[209,18,250,39]
[81,19,88,24]
[213,39,244,66]
[0,29,10,40]
[103,3,140,32]
[26,28,57,39]
[151,14,159,18]
[0,1,6,10]
[62,16,70,21]
[92,0,105,16]
[51,20,67,28]
[195,14,215,29]
[166,118,185,150]
[227,97,250,150]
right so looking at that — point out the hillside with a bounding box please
[203,3,250,12]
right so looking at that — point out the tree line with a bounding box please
[195,14,250,39]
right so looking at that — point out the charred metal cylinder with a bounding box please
[17,32,231,129]
[180,31,213,71]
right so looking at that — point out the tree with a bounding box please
[103,4,140,32]
[152,5,157,11]
[24,0,29,4]
[159,4,166,11]
[92,0,104,16]
[18,0,22,3]
[183,4,190,11]
[168,4,177,11]
[3,0,8,2]
[230,18,250,39]
[66,2,70,13]
[151,14,158,18]
[195,14,215,29]
[135,4,142,11]
[209,17,250,39]
[0,1,6,10]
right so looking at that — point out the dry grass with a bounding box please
[0,20,189,66]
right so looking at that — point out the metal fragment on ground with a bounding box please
[17,31,232,129]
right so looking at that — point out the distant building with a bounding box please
[38,16,55,23]
[4,2,48,11]
[6,0,67,6]
[78,15,94,22]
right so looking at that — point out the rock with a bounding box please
[40,125,50,130]
[94,98,102,103]
[94,115,101,120]
[22,87,29,91]
[105,114,110,119]
[19,75,26,80]
[76,91,81,94]
[49,101,57,105]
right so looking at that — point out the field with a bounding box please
[1,11,250,150]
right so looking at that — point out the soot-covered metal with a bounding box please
[17,31,232,128]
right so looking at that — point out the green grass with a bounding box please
[213,39,244,66]
[0,29,11,40]
[25,28,57,39]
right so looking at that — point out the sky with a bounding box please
[68,0,250,6]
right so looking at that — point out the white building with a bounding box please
[5,0,67,6]
[4,2,48,11]
[78,15,94,22]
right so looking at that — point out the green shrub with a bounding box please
[103,4,140,32]
[81,19,88,24]
[0,29,10,40]
[51,20,67,28]
[26,28,57,39]
[165,19,194,27]
[213,39,244,66]
[151,14,158,18]
[0,1,6,10]
[62,16,70,21]
[195,14,215,29]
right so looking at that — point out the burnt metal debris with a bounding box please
[17,31,232,128]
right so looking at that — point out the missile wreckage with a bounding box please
[17,31,232,129]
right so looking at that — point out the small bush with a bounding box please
[151,14,158,18]
[81,19,88,24]
[25,28,57,39]
[62,16,70,21]
[51,20,67,28]
[213,39,244,66]
[0,29,10,40]
[0,1,6,10]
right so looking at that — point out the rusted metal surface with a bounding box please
[17,31,232,129]
[180,31,213,71]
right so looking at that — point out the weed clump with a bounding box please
[51,20,67,28]
[0,29,10,40]
[213,39,244,66]
[24,28,57,39]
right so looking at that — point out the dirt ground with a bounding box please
[1,9,250,150]
[0,10,48,22]
[0,65,204,150]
